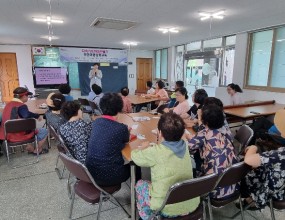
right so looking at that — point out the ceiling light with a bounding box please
[48,36,52,41]
[158,27,179,34]
[32,16,64,24]
[122,41,138,46]
[199,10,225,21]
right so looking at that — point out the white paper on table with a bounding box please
[137,134,146,140]
[131,124,138,130]
[152,116,160,119]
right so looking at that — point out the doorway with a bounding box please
[0,53,19,102]
[136,58,152,91]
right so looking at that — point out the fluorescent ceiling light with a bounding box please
[122,41,138,46]
[33,16,64,24]
[199,10,225,21]
[48,36,52,41]
[158,27,179,34]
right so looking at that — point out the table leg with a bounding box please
[130,163,137,220]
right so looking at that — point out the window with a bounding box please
[186,41,201,51]
[246,26,285,91]
[155,48,168,79]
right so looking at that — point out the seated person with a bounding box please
[131,112,200,219]
[87,84,103,115]
[45,93,67,131]
[121,87,132,113]
[59,101,92,164]
[86,93,131,186]
[0,87,48,154]
[58,84,73,101]
[135,81,155,112]
[163,87,190,119]
[183,89,208,128]
[249,109,285,146]
[168,80,184,108]
[186,104,238,199]
[240,145,285,210]
[146,80,169,111]
[227,83,243,105]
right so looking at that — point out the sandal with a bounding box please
[31,148,49,155]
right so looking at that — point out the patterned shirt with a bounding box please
[188,125,238,198]
[245,147,285,208]
[59,119,92,164]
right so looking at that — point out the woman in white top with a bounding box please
[89,63,103,89]
[164,87,190,119]
[227,83,243,105]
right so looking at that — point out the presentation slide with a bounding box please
[34,67,68,85]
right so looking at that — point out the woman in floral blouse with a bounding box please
[186,104,238,199]
[59,101,92,164]
[240,145,285,209]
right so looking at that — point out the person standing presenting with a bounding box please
[89,63,103,89]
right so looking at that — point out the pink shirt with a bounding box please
[173,100,190,116]
[156,89,169,99]
[122,96,132,113]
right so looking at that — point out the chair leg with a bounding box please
[61,165,66,179]
[109,195,131,218]
[239,197,245,220]
[202,200,206,220]
[269,199,276,220]
[5,141,10,163]
[96,193,104,220]
[207,198,213,220]
[55,154,63,179]
[69,189,75,219]
[67,172,72,199]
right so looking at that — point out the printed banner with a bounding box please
[59,47,128,65]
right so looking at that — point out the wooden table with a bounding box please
[0,99,47,115]
[128,94,159,105]
[224,103,285,120]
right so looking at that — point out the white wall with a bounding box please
[0,45,34,93]
[127,49,154,94]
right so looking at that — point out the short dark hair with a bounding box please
[227,83,243,93]
[193,89,208,105]
[51,93,65,111]
[204,97,224,108]
[157,80,165,89]
[146,81,153,88]
[158,112,186,141]
[176,81,184,88]
[61,101,81,120]
[91,84,102,95]
[175,87,188,99]
[202,104,224,130]
[121,87,129,97]
[93,63,100,66]
[100,93,123,116]
[58,84,71,94]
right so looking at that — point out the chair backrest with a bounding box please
[58,133,72,156]
[48,124,60,141]
[234,125,254,149]
[214,162,252,189]
[4,118,36,138]
[59,152,93,183]
[164,173,219,206]
[78,98,90,106]
[88,101,99,110]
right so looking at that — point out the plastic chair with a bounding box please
[234,125,254,155]
[58,152,130,220]
[4,118,39,166]
[209,162,252,220]
[269,183,285,220]
[149,173,220,220]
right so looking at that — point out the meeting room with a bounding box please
[0,0,285,220]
